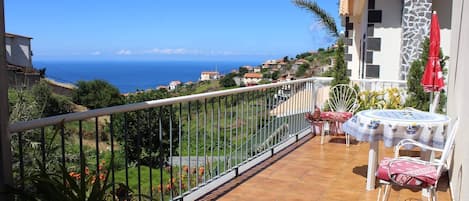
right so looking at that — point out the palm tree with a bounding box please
[293,0,339,37]
[293,0,349,85]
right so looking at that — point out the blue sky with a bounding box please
[5,0,341,61]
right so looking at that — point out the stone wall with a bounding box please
[399,0,433,80]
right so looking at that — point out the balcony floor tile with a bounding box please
[199,134,452,201]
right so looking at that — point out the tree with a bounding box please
[293,0,339,37]
[330,38,349,86]
[114,90,179,167]
[73,80,122,109]
[238,67,248,76]
[293,0,348,86]
[295,52,312,59]
[31,80,72,117]
[220,73,237,88]
[405,38,448,112]
[272,71,280,80]
[295,63,310,77]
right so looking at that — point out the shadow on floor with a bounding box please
[328,137,359,145]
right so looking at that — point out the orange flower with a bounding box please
[157,184,162,193]
[198,167,205,176]
[101,159,106,164]
[99,173,106,181]
[166,183,172,191]
[74,173,81,180]
[171,177,176,184]
[91,176,97,184]
[182,165,189,173]
[98,165,103,171]
[85,167,90,175]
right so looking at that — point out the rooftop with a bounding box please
[244,73,263,78]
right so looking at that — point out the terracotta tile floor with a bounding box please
[199,134,452,201]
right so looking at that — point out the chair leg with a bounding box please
[382,184,391,201]
[320,123,325,144]
[346,133,350,147]
[430,188,437,201]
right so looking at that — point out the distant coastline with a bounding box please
[34,60,261,93]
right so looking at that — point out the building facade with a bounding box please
[200,71,220,81]
[340,0,452,80]
[4,33,40,88]
[243,73,263,86]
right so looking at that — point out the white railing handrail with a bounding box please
[350,78,407,84]
[9,77,333,133]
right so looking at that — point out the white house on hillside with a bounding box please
[5,33,33,68]
[243,73,263,86]
[200,71,220,81]
[168,80,182,91]
[340,0,451,80]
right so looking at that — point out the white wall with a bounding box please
[5,36,32,68]
[433,0,452,59]
[347,0,368,80]
[447,0,469,200]
[372,0,402,80]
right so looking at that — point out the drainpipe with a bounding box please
[0,0,13,200]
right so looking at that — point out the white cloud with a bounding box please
[116,49,132,55]
[145,48,193,55]
[90,51,101,56]
[309,21,325,32]
[308,21,336,49]
[114,48,245,57]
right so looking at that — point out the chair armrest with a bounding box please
[394,139,444,157]
[390,156,443,167]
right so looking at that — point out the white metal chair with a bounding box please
[328,84,360,113]
[324,84,359,146]
[376,118,460,201]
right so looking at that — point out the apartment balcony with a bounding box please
[6,77,446,201]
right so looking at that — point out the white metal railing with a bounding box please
[6,76,407,201]
[351,78,407,92]
[8,77,324,201]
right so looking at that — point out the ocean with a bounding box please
[33,60,261,93]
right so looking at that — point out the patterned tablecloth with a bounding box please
[342,109,450,148]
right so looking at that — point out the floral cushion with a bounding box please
[320,112,353,122]
[376,157,438,187]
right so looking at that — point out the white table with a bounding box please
[342,109,450,190]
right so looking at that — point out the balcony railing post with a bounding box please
[0,1,13,199]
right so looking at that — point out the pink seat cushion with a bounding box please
[320,112,353,122]
[376,157,438,187]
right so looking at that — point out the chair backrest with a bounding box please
[437,117,460,174]
[328,84,359,113]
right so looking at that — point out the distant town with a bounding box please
[154,51,337,93]
[4,31,337,97]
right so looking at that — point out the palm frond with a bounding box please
[293,0,339,37]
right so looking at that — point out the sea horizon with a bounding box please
[33,60,263,93]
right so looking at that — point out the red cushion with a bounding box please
[376,157,438,187]
[320,112,353,122]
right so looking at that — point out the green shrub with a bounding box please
[73,80,122,109]
[405,38,448,113]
